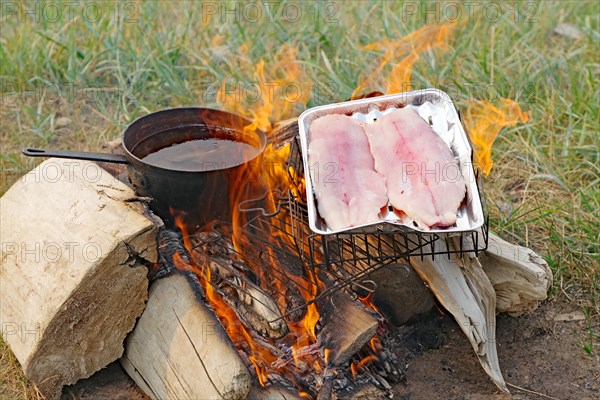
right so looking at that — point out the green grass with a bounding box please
[1,0,599,396]
[578,306,600,354]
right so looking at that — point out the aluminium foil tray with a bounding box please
[297,89,484,235]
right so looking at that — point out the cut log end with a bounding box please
[318,293,379,367]
[482,232,552,314]
[0,159,157,399]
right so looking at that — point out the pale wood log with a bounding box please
[0,158,157,399]
[410,238,510,395]
[481,232,552,314]
[318,293,379,367]
[121,273,252,400]
[249,384,303,399]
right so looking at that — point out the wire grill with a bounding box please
[286,135,489,266]
[185,132,489,323]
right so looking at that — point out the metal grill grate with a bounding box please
[184,133,489,323]
[286,135,490,266]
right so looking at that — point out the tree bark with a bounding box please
[318,292,379,367]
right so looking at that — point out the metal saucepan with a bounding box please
[23,108,267,229]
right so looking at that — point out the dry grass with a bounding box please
[0,338,44,399]
[1,1,598,397]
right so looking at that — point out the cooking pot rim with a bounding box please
[121,107,268,173]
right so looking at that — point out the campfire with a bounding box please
[143,134,405,398]
[0,23,551,400]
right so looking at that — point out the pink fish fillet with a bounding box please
[364,108,466,229]
[308,114,387,231]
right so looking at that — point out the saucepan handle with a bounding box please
[22,148,129,164]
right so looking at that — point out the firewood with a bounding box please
[270,118,299,145]
[121,273,252,400]
[190,236,290,339]
[318,292,379,367]
[207,257,288,334]
[244,284,288,332]
[481,232,552,314]
[249,384,304,399]
[409,237,510,395]
[216,283,289,340]
[0,158,157,399]
[368,262,435,325]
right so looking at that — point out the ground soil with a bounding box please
[61,298,598,400]
[390,298,599,400]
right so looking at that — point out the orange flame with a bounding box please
[369,337,382,353]
[358,355,378,368]
[349,353,378,381]
[218,44,311,135]
[358,292,382,316]
[302,303,318,341]
[216,47,326,389]
[171,213,278,387]
[464,99,529,176]
[353,23,456,97]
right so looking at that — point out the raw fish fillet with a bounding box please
[364,108,466,229]
[308,115,387,231]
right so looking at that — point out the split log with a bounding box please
[318,293,379,367]
[249,384,303,399]
[270,118,299,145]
[481,232,552,314]
[410,237,510,395]
[121,273,252,400]
[190,232,290,339]
[0,158,157,399]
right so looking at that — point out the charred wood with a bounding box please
[317,293,379,367]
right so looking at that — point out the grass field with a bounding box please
[1,1,599,398]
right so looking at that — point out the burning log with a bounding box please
[481,232,552,314]
[410,237,510,395]
[121,273,252,400]
[190,233,290,339]
[215,281,289,340]
[270,118,299,145]
[318,292,379,367]
[249,384,304,399]
[0,158,157,399]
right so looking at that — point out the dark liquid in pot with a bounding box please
[142,138,261,171]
